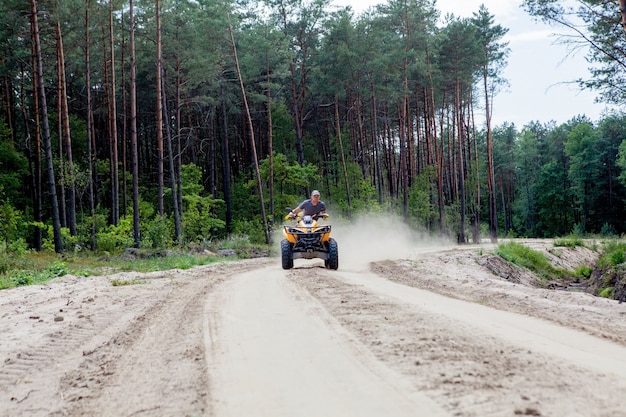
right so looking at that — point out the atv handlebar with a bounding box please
[284,211,328,221]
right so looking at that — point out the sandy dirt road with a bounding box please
[2,223,626,417]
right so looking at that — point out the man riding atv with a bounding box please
[282,190,338,270]
[288,189,326,219]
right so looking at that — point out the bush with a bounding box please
[97,216,134,252]
[600,222,617,237]
[573,265,593,278]
[496,241,566,281]
[597,241,626,269]
[144,215,174,248]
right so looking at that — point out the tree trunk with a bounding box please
[470,101,481,244]
[266,56,275,224]
[175,52,183,221]
[31,0,63,253]
[456,78,466,243]
[129,0,141,247]
[371,92,383,205]
[290,61,305,167]
[220,96,232,233]
[335,95,352,215]
[56,58,67,229]
[156,0,164,216]
[228,21,269,244]
[161,72,182,243]
[109,0,120,225]
[400,86,409,222]
[483,69,497,243]
[22,60,42,250]
[120,11,127,217]
[56,19,77,237]
[85,0,96,250]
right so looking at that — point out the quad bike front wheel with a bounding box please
[326,238,339,270]
[281,239,294,269]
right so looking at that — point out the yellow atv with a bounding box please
[281,209,339,270]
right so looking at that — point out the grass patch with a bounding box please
[113,253,219,273]
[0,237,271,291]
[573,265,593,279]
[553,237,585,248]
[111,278,146,286]
[496,242,567,281]
[597,241,626,269]
[0,258,71,289]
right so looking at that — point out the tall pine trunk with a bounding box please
[31,0,63,253]
[85,0,96,250]
[22,60,42,250]
[371,92,383,205]
[108,0,120,225]
[455,78,466,243]
[156,0,164,216]
[56,19,77,237]
[220,99,232,233]
[334,95,351,215]
[483,69,497,243]
[129,0,140,247]
[228,21,269,244]
[265,55,275,223]
[161,73,181,243]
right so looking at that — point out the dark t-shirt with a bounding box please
[298,199,326,216]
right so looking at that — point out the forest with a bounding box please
[1,0,626,254]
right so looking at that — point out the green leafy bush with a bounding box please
[597,241,626,269]
[573,265,593,278]
[496,242,566,281]
[97,216,134,252]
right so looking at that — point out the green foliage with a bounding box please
[96,216,135,253]
[181,164,226,243]
[565,122,600,233]
[573,265,593,279]
[496,242,566,281]
[597,241,626,269]
[570,223,585,237]
[0,127,28,206]
[553,238,585,248]
[0,202,24,246]
[232,219,267,245]
[600,222,617,237]
[617,138,626,188]
[408,166,437,230]
[39,224,79,252]
[1,260,67,289]
[143,215,174,249]
[328,161,379,214]
[260,153,320,193]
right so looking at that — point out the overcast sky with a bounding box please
[331,0,614,128]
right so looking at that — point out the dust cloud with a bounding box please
[327,213,453,270]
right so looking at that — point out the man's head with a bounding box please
[311,190,320,199]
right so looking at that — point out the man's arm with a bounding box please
[290,202,305,216]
